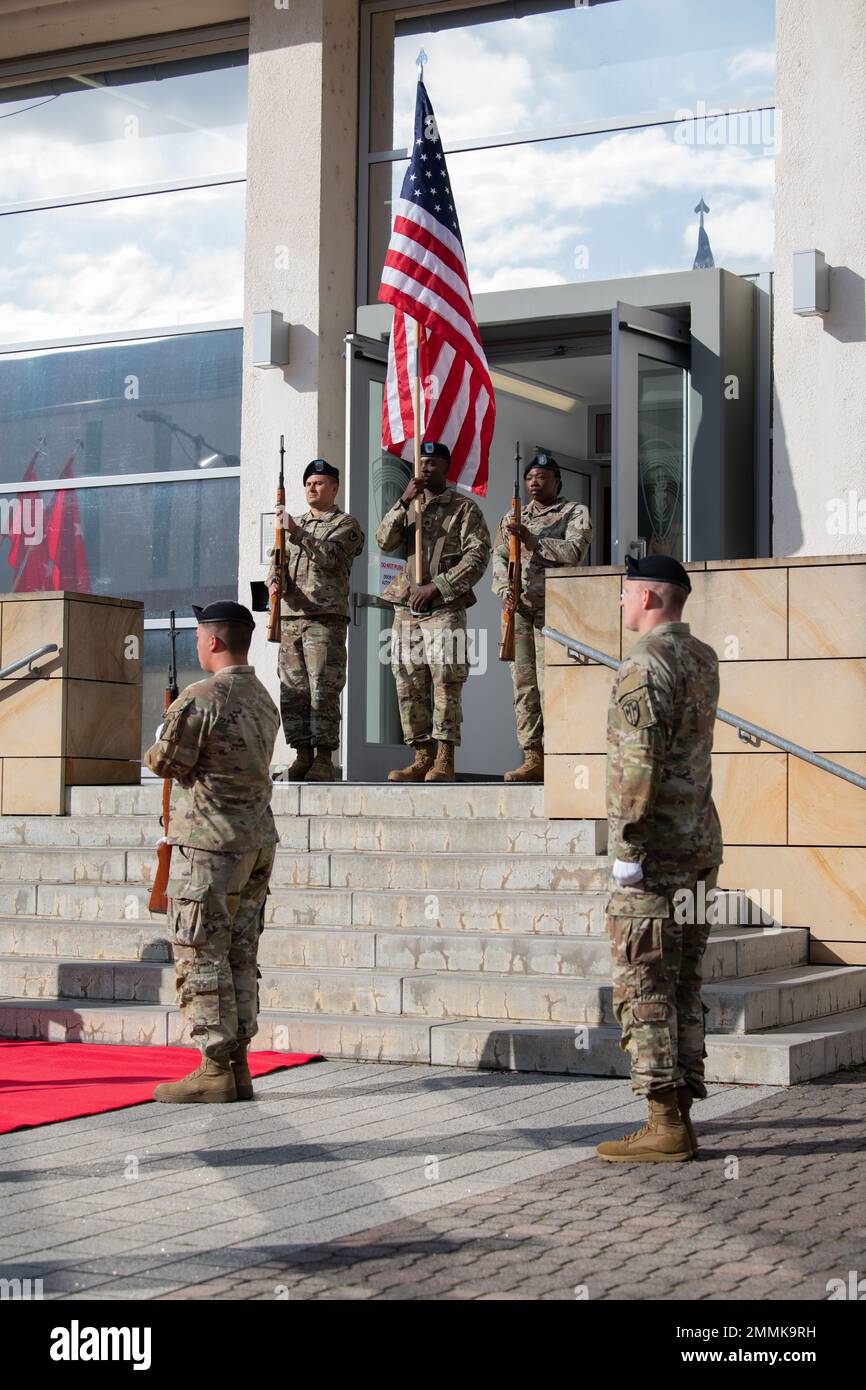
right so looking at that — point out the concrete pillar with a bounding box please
[773,0,866,556]
[239,0,359,753]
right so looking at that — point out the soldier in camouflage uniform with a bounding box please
[376,441,491,783]
[143,601,280,1104]
[267,459,364,782]
[596,554,723,1163]
[493,451,592,781]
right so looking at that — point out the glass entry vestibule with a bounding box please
[343,268,765,781]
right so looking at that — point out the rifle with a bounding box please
[148,610,179,915]
[498,442,522,662]
[267,435,286,643]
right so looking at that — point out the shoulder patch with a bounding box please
[616,679,657,730]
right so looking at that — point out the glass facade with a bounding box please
[1,55,247,205]
[365,0,776,297]
[0,186,245,341]
[0,330,241,484]
[0,47,247,759]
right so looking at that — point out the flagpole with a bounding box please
[411,47,428,586]
[413,317,424,583]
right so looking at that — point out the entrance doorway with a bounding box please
[344,269,760,780]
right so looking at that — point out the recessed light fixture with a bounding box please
[489,368,584,413]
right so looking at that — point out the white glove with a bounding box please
[155,722,165,741]
[612,858,644,886]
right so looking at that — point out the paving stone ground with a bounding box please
[0,1058,863,1301]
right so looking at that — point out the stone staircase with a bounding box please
[1,782,866,1084]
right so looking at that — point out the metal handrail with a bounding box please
[543,626,866,794]
[0,643,60,680]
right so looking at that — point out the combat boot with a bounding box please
[231,1040,254,1101]
[153,1054,237,1104]
[306,748,334,782]
[388,741,435,782]
[286,745,314,780]
[504,744,544,783]
[677,1084,698,1156]
[596,1092,693,1162]
[425,740,455,782]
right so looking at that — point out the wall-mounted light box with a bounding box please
[792,250,830,316]
[252,310,290,367]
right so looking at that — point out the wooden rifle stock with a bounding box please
[148,610,178,914]
[499,443,522,662]
[267,435,286,643]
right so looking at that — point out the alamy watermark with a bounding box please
[380,624,488,676]
[826,490,866,536]
[673,100,779,153]
[0,496,44,547]
[674,884,783,927]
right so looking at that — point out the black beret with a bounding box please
[303,458,339,483]
[421,441,451,461]
[524,450,560,477]
[624,553,691,593]
[192,601,256,627]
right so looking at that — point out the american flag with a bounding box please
[378,80,495,496]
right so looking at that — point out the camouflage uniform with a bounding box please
[376,487,491,746]
[268,506,364,750]
[492,499,592,747]
[143,666,280,1059]
[605,621,723,1098]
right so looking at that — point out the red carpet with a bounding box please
[0,1041,321,1135]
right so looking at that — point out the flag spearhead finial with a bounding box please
[416,48,428,81]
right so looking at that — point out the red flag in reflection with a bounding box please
[13,456,91,594]
[7,453,39,574]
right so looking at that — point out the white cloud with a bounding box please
[727,48,776,82]
[474,265,568,293]
[0,238,243,340]
[681,195,774,265]
[0,125,246,205]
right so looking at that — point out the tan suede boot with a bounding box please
[425,740,455,782]
[596,1092,693,1162]
[153,1054,237,1104]
[286,745,314,781]
[305,748,334,782]
[677,1085,698,1156]
[504,744,544,783]
[231,1041,254,1101]
[388,741,435,782]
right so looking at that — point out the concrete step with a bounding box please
[427,1009,866,1086]
[0,918,810,980]
[2,995,865,1084]
[399,964,866,1033]
[0,813,602,856]
[306,816,602,855]
[0,918,377,970]
[0,815,311,851]
[1,846,610,895]
[3,956,857,1034]
[24,882,605,933]
[69,781,554,822]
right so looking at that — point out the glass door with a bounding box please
[611,303,690,563]
[343,333,411,782]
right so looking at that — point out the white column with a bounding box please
[238,0,359,753]
[773,0,866,555]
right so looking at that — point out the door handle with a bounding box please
[352,591,393,625]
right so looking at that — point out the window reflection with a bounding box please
[0,330,242,485]
[0,476,240,618]
[0,184,244,342]
[0,52,248,206]
[370,117,774,293]
[371,0,775,151]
